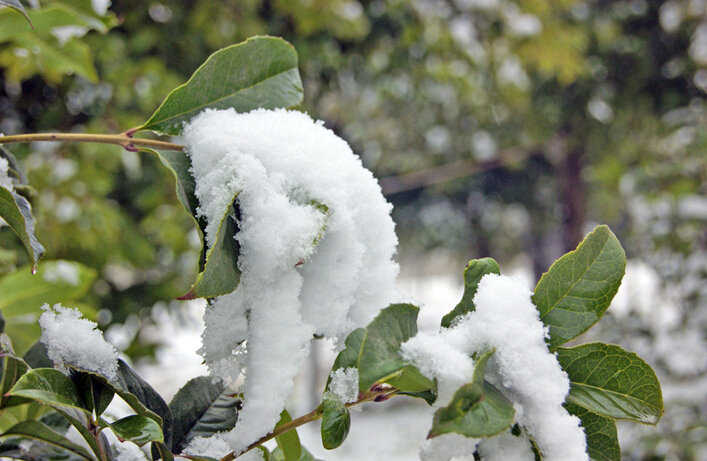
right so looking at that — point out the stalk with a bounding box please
[0,132,184,151]
[220,388,397,461]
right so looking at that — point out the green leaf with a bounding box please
[109,360,173,446]
[532,225,626,348]
[139,36,303,135]
[441,258,501,328]
[0,420,93,460]
[326,305,436,404]
[183,391,239,447]
[428,350,514,438]
[357,304,435,395]
[169,376,239,452]
[0,401,46,433]
[0,350,29,409]
[23,341,52,369]
[108,415,164,446]
[275,410,302,461]
[565,403,620,461]
[0,0,31,26]
[329,328,365,376]
[71,371,114,417]
[0,187,44,271]
[182,193,241,299]
[153,441,175,461]
[7,368,84,411]
[0,260,97,355]
[4,367,104,457]
[556,343,663,424]
[320,397,350,450]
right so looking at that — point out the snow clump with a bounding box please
[402,274,588,461]
[183,108,399,453]
[329,367,360,403]
[183,435,232,459]
[39,304,119,380]
[477,430,534,461]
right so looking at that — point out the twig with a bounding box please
[220,388,395,461]
[0,132,184,152]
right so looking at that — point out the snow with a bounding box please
[329,367,359,403]
[42,260,81,286]
[183,108,399,453]
[39,304,119,380]
[91,0,111,16]
[477,430,534,461]
[401,274,587,460]
[401,330,475,405]
[113,441,149,461]
[183,435,232,459]
[420,434,478,461]
[0,157,13,190]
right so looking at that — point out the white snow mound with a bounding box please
[183,108,399,453]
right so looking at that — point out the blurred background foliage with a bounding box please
[0,0,705,459]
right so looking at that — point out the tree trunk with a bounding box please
[560,149,585,252]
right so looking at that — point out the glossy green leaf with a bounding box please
[275,410,302,461]
[357,303,435,394]
[0,187,44,271]
[565,403,620,461]
[182,192,241,299]
[169,376,239,452]
[441,258,501,328]
[0,401,46,433]
[71,371,114,417]
[108,414,164,446]
[0,420,93,460]
[5,368,102,457]
[182,388,239,447]
[153,441,175,461]
[557,343,663,424]
[23,341,52,369]
[108,361,173,445]
[140,36,303,135]
[0,350,29,409]
[329,328,365,377]
[532,225,626,348]
[320,396,350,450]
[428,350,514,439]
[0,260,97,355]
[0,0,30,26]
[7,368,84,411]
[140,148,201,219]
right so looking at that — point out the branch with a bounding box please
[0,132,184,152]
[220,388,396,461]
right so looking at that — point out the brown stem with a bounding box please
[0,132,184,151]
[220,389,395,461]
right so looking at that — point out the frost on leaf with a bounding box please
[38,303,118,381]
[183,108,399,452]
